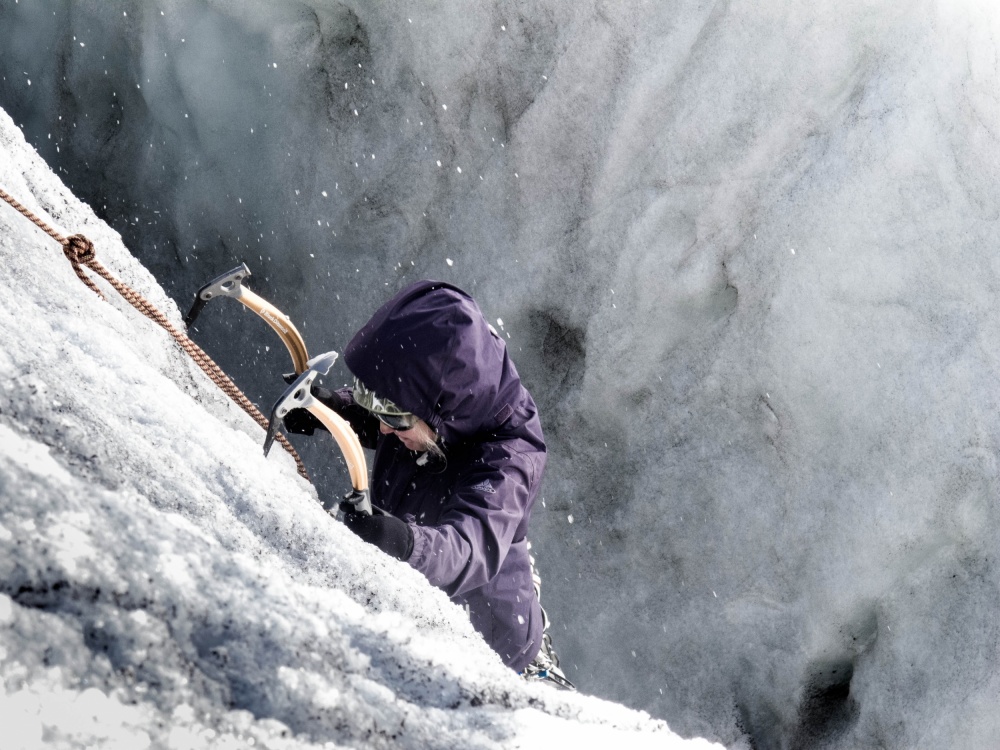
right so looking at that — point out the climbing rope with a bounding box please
[0,185,310,481]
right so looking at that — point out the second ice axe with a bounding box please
[184,263,310,374]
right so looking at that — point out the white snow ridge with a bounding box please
[0,109,719,749]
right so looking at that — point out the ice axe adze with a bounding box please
[264,351,373,516]
[184,263,310,374]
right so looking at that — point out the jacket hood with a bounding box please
[344,281,531,443]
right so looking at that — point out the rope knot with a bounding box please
[62,233,96,264]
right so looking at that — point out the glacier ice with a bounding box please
[5,0,1000,747]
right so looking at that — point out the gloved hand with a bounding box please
[341,509,414,561]
[279,377,342,435]
[282,408,324,435]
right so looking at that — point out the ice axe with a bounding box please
[264,351,373,516]
[184,263,310,374]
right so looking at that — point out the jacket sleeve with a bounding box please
[407,440,538,597]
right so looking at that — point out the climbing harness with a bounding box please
[0,184,309,480]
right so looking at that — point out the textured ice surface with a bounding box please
[0,110,709,749]
[4,1,1000,747]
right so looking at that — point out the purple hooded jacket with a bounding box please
[335,280,545,671]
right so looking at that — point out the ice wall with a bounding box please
[4,0,1000,747]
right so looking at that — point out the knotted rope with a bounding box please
[0,185,310,481]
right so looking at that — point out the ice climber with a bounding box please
[284,280,572,687]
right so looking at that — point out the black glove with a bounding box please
[341,509,414,561]
[280,379,341,435]
[282,408,324,435]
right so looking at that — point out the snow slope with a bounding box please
[0,109,718,749]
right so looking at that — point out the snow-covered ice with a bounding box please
[0,110,714,749]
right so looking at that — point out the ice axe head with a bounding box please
[183,263,251,327]
[263,351,340,456]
